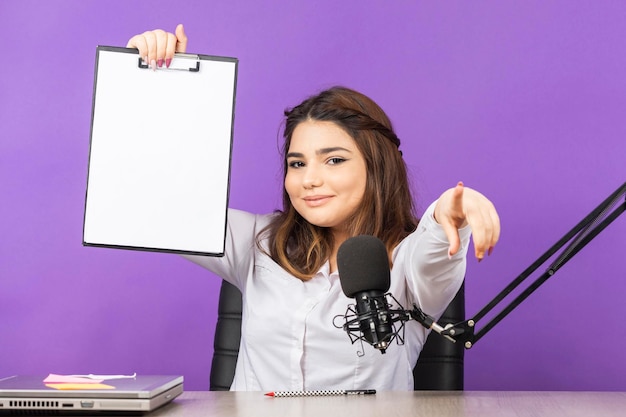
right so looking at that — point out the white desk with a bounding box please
[151,390,626,416]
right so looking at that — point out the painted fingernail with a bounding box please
[150,59,157,71]
[157,58,164,68]
[488,246,494,256]
[165,58,172,68]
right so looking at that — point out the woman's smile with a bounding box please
[302,194,334,207]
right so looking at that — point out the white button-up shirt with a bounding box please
[184,201,470,391]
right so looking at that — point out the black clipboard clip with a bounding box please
[138,53,201,72]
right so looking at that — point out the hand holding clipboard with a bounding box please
[126,24,188,70]
[83,27,238,256]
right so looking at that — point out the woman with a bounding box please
[127,25,500,391]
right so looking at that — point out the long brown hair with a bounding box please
[259,86,419,281]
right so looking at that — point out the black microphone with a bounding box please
[337,235,395,354]
[335,235,458,355]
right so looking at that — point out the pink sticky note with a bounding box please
[43,374,104,384]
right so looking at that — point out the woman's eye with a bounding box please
[328,157,346,165]
[288,161,305,168]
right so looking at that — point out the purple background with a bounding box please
[1,1,624,391]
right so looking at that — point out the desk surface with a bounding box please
[151,390,626,417]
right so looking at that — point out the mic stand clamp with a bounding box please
[408,305,474,347]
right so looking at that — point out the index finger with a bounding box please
[165,24,188,68]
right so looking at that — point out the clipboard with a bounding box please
[83,46,238,256]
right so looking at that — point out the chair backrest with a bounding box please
[412,282,465,390]
[210,280,465,391]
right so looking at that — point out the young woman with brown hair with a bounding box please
[127,25,500,391]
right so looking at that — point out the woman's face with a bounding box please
[285,120,367,234]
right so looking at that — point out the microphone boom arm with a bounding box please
[414,181,626,349]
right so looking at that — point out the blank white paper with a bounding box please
[83,47,237,255]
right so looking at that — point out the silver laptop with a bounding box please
[0,375,183,413]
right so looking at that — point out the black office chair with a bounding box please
[210,280,465,391]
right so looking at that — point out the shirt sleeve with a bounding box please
[181,208,271,290]
[397,200,471,319]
